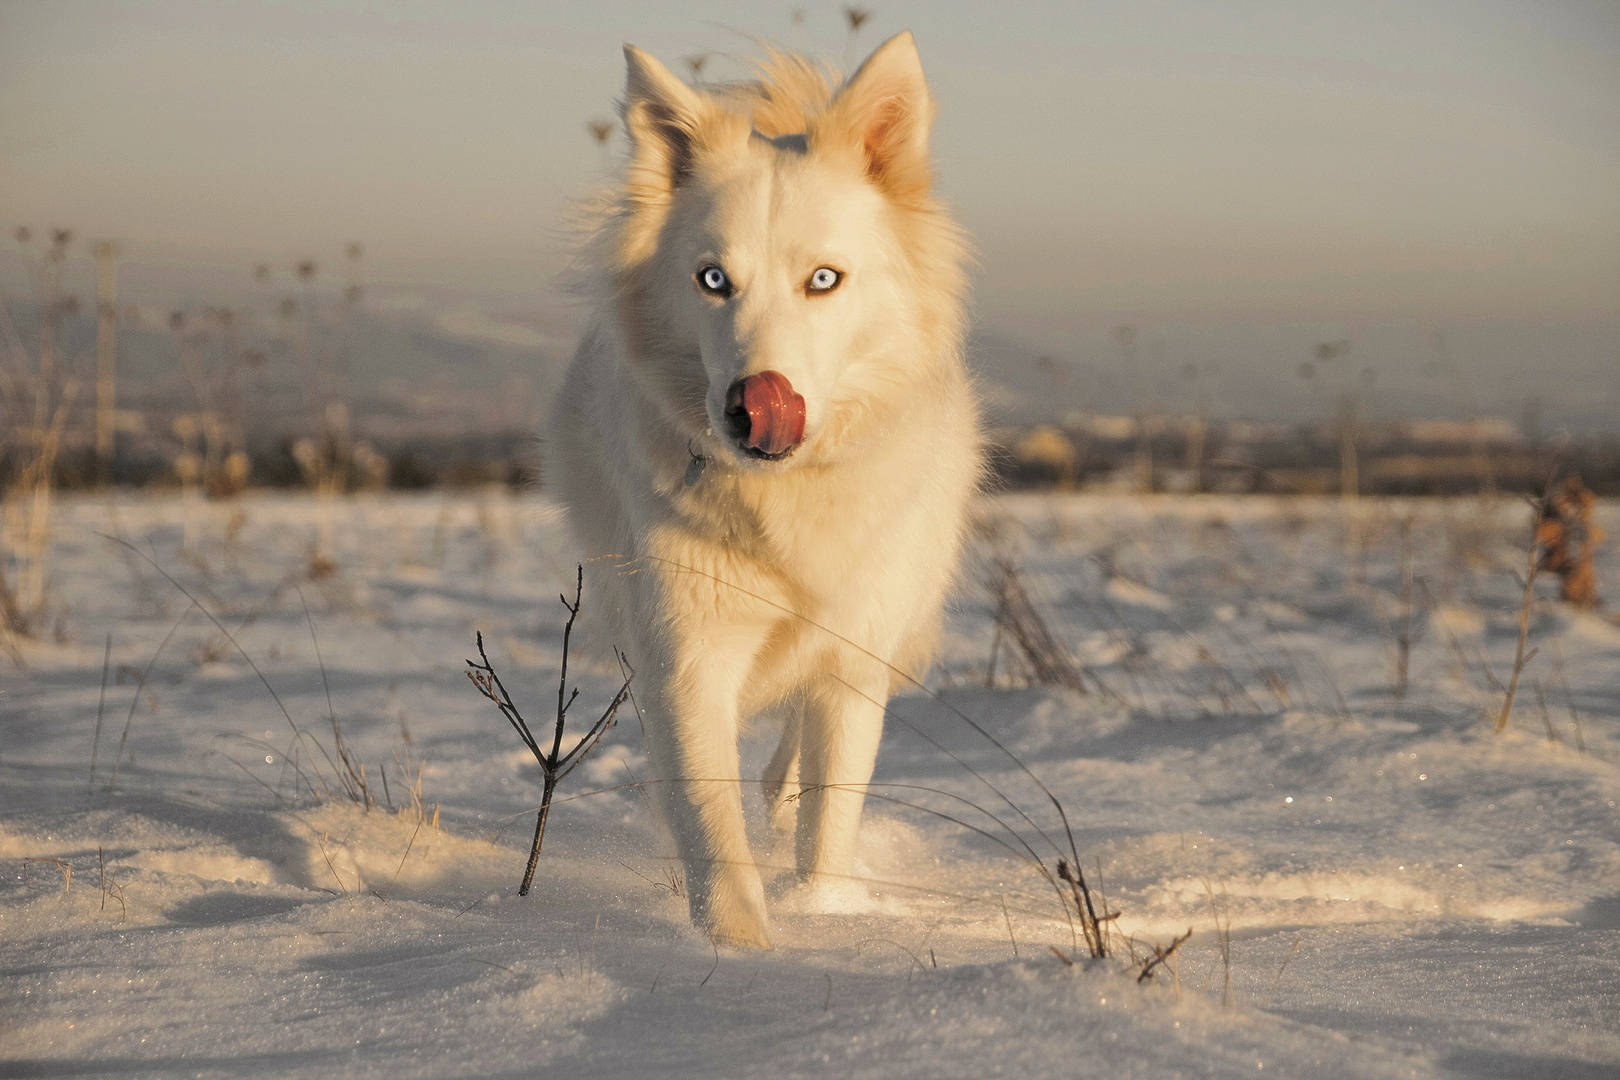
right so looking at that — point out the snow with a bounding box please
[3,490,1618,1078]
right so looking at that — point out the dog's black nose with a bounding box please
[723,380,752,443]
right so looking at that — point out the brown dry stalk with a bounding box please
[1057,857,1113,959]
[1264,933,1304,1006]
[1533,679,1559,745]
[1495,511,1541,732]
[1137,927,1193,984]
[1394,516,1419,698]
[988,559,1088,694]
[1203,879,1233,1008]
[1536,475,1605,609]
[24,857,70,892]
[97,846,127,920]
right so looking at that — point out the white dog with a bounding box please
[548,32,981,947]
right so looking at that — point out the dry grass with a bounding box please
[985,558,1089,694]
[98,534,435,819]
[1393,514,1423,698]
[1537,475,1604,609]
[23,856,71,892]
[98,846,128,920]
[1202,879,1234,1008]
[1263,933,1304,1007]
[1,228,85,651]
[1495,504,1543,732]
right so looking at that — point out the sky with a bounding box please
[3,0,1618,425]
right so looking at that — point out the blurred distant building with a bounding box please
[1400,418,1520,445]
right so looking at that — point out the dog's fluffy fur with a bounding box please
[549,32,981,947]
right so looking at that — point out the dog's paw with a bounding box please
[777,876,876,916]
[692,865,773,949]
[707,917,774,950]
[703,894,773,949]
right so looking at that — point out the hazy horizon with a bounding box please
[3,0,1617,428]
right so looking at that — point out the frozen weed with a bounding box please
[1495,501,1543,732]
[1135,927,1192,986]
[985,558,1089,694]
[1536,475,1604,609]
[23,856,71,893]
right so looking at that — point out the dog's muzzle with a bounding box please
[724,371,806,458]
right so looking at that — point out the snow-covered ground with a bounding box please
[3,490,1617,1079]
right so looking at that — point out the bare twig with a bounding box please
[1136,928,1193,983]
[1057,858,1112,959]
[467,565,633,895]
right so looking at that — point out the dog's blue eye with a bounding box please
[698,266,731,296]
[807,267,841,293]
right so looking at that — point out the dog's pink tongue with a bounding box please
[739,371,806,455]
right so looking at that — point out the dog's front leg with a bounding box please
[639,646,773,948]
[794,662,889,891]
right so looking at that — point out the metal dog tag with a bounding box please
[684,453,706,487]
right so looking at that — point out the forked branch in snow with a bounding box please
[467,565,633,895]
[1136,927,1193,984]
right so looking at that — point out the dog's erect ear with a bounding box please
[622,45,709,203]
[822,31,934,199]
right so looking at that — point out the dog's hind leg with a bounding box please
[794,660,889,894]
[761,708,801,833]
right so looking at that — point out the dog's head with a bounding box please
[605,33,964,471]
